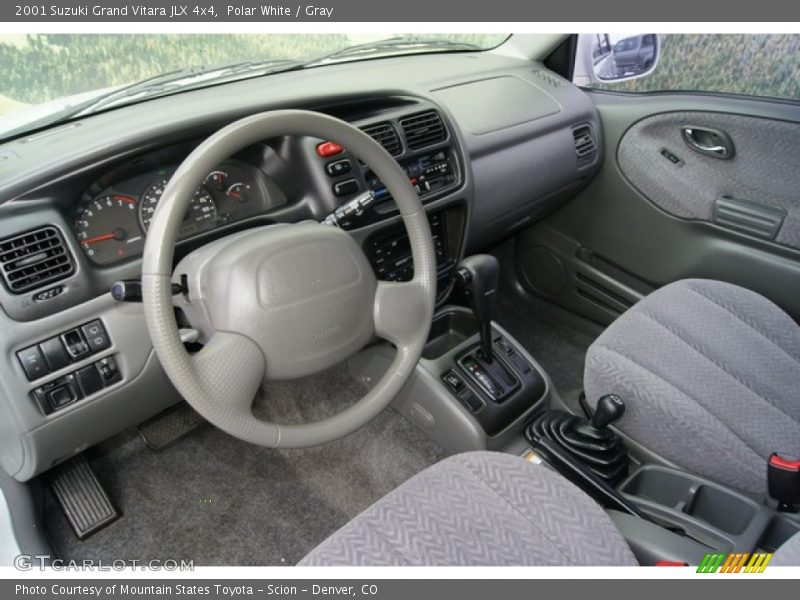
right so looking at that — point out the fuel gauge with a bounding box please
[226,182,251,203]
[205,170,228,191]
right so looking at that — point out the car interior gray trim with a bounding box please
[618,111,800,250]
[519,91,800,325]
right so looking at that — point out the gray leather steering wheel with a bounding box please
[141,110,436,448]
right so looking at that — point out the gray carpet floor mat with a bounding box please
[45,364,447,566]
[495,294,595,412]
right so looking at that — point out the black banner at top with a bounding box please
[4,0,800,22]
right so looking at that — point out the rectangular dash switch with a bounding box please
[40,337,71,371]
[81,320,111,353]
[17,346,49,381]
[76,364,105,397]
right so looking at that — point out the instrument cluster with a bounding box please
[74,160,267,265]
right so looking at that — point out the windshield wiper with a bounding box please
[303,37,484,66]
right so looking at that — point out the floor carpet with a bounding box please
[495,292,595,412]
[45,365,446,566]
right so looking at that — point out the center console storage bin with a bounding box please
[621,466,759,536]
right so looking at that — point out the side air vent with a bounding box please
[0,226,75,293]
[399,110,447,150]
[572,124,597,166]
[532,69,568,88]
[362,122,402,156]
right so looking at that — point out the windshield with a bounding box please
[0,33,508,139]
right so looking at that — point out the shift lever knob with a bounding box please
[591,394,626,430]
[456,254,500,361]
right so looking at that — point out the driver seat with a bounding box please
[300,451,800,566]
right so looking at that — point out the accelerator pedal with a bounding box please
[49,455,119,539]
[138,402,205,450]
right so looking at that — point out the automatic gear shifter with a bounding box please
[455,254,500,362]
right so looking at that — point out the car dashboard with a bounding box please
[0,51,602,481]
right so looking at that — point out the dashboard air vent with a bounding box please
[400,111,446,150]
[572,124,597,166]
[0,226,75,294]
[362,122,402,156]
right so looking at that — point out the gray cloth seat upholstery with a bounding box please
[300,451,638,566]
[300,450,800,566]
[585,278,800,497]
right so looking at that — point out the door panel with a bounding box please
[514,92,800,324]
[618,111,800,250]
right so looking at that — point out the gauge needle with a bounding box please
[82,228,128,245]
[81,233,116,245]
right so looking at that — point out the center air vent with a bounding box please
[361,122,402,156]
[572,124,598,166]
[400,111,446,150]
[0,226,75,294]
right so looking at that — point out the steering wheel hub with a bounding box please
[177,221,377,379]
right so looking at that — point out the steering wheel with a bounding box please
[141,110,436,448]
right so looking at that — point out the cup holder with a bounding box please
[422,310,478,360]
[621,466,759,536]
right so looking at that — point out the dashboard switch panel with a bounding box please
[17,319,114,382]
[32,355,122,415]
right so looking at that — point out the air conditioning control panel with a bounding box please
[314,106,463,231]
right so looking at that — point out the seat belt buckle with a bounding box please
[767,453,800,511]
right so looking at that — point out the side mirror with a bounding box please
[573,34,660,86]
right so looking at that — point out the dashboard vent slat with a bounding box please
[361,122,402,156]
[572,124,597,166]
[0,227,75,293]
[399,110,447,150]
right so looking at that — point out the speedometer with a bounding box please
[139,178,218,237]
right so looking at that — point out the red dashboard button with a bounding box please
[316,141,344,157]
[769,453,800,472]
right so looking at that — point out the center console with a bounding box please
[520,396,800,564]
[349,254,554,454]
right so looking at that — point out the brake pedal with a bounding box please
[49,455,119,539]
[138,402,205,450]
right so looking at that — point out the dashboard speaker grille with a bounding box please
[361,122,402,156]
[0,226,75,293]
[532,69,568,88]
[400,110,447,150]
[572,124,597,166]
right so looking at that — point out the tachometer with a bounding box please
[139,178,218,237]
[75,194,144,265]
